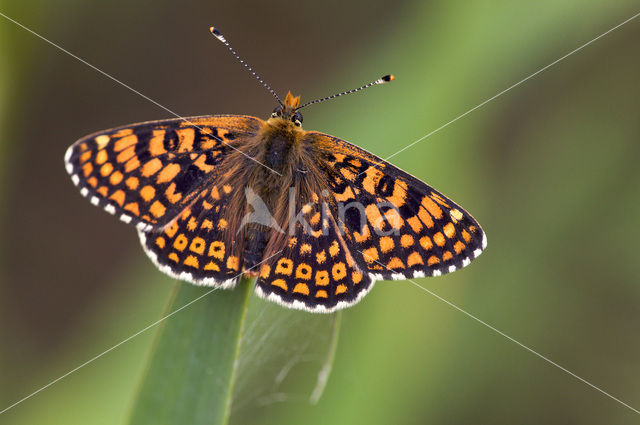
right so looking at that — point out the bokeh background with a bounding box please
[2,1,640,423]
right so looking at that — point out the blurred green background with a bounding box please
[1,0,640,423]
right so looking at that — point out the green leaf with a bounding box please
[127,277,253,425]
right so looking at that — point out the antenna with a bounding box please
[296,75,395,110]
[209,26,283,106]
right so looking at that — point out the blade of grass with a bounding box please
[309,311,342,404]
[127,276,254,425]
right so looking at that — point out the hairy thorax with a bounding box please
[218,117,328,270]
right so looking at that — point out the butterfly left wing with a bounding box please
[65,115,262,287]
[307,131,487,281]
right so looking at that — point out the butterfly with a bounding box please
[64,27,486,312]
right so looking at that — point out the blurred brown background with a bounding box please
[1,1,640,424]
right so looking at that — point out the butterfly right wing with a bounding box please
[255,129,485,312]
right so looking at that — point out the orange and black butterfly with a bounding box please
[64,27,486,312]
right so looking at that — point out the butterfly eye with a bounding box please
[292,111,303,126]
[271,106,282,118]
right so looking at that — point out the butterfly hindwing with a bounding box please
[138,182,244,287]
[255,199,374,312]
[308,131,487,281]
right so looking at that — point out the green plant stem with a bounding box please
[309,310,342,404]
[127,277,254,425]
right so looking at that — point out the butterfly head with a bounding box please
[270,91,303,127]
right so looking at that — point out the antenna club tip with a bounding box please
[382,74,395,82]
[209,26,226,41]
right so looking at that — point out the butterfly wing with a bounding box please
[307,131,487,281]
[65,114,262,286]
[137,183,247,287]
[254,199,374,312]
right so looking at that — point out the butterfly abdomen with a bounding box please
[243,223,270,271]
[237,120,320,272]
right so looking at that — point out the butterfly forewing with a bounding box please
[308,131,487,281]
[65,115,261,231]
